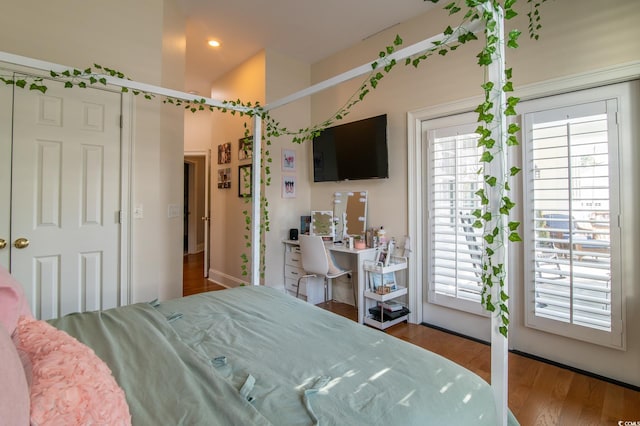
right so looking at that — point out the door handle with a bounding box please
[13,238,30,249]
[0,239,6,249]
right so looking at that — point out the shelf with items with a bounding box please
[363,255,409,330]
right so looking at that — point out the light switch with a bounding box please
[168,204,181,218]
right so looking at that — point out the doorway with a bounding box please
[183,151,210,278]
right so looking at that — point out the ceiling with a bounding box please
[175,0,438,93]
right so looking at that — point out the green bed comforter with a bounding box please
[50,285,517,426]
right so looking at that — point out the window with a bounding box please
[424,115,485,315]
[522,93,623,348]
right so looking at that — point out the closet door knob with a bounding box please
[13,238,30,249]
[0,239,6,249]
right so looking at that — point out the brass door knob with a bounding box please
[0,239,6,249]
[13,238,30,249]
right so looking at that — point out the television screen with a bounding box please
[312,114,388,182]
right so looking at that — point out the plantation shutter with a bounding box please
[523,98,620,339]
[426,119,484,313]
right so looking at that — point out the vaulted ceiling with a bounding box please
[175,0,437,93]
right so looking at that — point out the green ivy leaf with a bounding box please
[508,232,522,242]
[505,68,513,79]
[510,166,521,176]
[505,9,518,20]
[507,29,522,49]
[480,151,494,163]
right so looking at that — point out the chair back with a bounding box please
[299,235,329,276]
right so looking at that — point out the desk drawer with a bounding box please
[285,277,306,296]
[285,249,302,268]
[285,264,304,281]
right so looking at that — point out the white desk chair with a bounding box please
[296,235,354,304]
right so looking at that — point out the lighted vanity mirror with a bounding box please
[333,191,368,241]
[310,210,335,239]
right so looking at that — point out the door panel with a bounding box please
[11,80,122,319]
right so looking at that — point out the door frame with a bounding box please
[0,69,132,308]
[184,150,211,277]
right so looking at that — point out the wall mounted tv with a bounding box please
[312,114,389,182]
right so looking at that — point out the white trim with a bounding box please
[519,84,629,350]
[250,116,263,285]
[208,267,249,288]
[406,112,423,325]
[119,93,133,307]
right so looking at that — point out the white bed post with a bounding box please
[250,115,263,286]
[483,2,509,424]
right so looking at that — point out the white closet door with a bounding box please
[11,80,122,320]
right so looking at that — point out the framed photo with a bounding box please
[238,136,253,161]
[282,148,296,171]
[238,164,252,198]
[282,175,296,198]
[217,167,231,189]
[218,142,231,164]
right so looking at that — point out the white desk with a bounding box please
[283,240,376,324]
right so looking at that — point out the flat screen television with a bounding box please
[312,114,389,182]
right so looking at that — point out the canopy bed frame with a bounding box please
[0,2,512,424]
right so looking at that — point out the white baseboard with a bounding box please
[208,268,249,288]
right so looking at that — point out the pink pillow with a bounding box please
[13,316,131,426]
[0,323,30,425]
[0,265,33,335]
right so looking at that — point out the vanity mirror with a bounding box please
[333,191,368,241]
[310,210,335,240]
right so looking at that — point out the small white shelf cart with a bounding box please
[363,255,408,330]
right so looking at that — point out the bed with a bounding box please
[1,267,517,425]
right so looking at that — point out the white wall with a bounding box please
[0,0,186,303]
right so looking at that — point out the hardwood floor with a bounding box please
[183,252,640,425]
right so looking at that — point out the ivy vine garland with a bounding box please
[1,0,547,336]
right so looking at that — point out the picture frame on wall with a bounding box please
[238,164,252,198]
[238,136,253,161]
[282,175,296,198]
[217,167,231,189]
[218,142,231,164]
[282,148,296,171]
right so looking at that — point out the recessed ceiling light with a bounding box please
[208,40,220,47]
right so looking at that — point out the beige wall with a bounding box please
[263,49,311,289]
[206,49,311,289]
[308,0,640,386]
[0,0,186,302]
[208,52,267,286]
